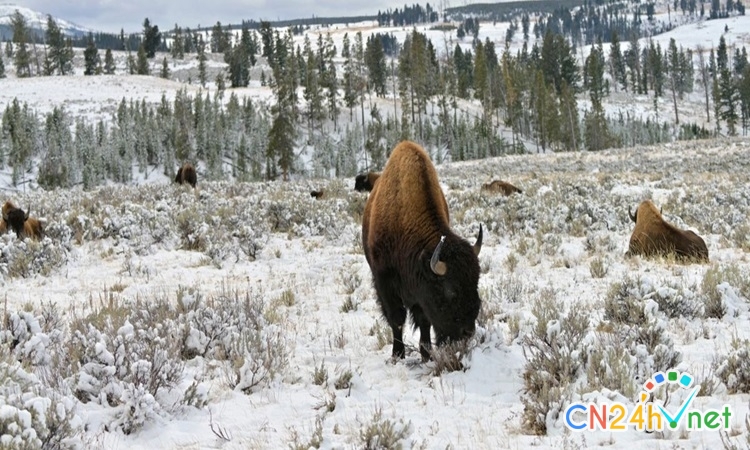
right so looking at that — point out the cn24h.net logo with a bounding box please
[565,369,733,432]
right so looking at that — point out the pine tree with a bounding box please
[11,10,32,77]
[84,34,100,75]
[302,35,325,135]
[696,45,712,122]
[716,37,739,135]
[142,18,161,58]
[104,48,116,74]
[160,57,170,78]
[608,30,627,92]
[171,24,184,60]
[342,33,357,119]
[136,43,150,74]
[260,21,274,58]
[266,110,296,181]
[667,38,681,123]
[46,15,71,75]
[197,39,207,87]
[0,53,5,78]
[365,35,387,97]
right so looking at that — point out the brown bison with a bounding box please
[1,201,44,241]
[626,200,709,262]
[362,140,483,362]
[175,163,197,188]
[481,180,522,196]
[354,172,381,192]
[310,189,325,199]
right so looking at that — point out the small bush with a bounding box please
[716,336,750,394]
[358,407,412,450]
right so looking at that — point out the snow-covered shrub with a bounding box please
[701,264,750,318]
[0,236,69,280]
[521,291,590,435]
[0,358,82,449]
[227,324,290,394]
[716,337,750,394]
[585,331,639,399]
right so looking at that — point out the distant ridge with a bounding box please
[0,3,93,40]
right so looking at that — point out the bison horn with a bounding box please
[628,206,637,223]
[430,235,447,276]
[24,208,29,221]
[473,224,483,256]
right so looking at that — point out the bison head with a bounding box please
[422,225,483,343]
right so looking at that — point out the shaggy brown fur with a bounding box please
[310,189,325,199]
[175,163,197,188]
[626,200,709,262]
[362,140,483,362]
[481,180,522,196]
[1,201,44,240]
[354,172,381,192]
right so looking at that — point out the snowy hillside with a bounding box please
[0,3,93,37]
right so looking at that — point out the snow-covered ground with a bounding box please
[1,137,750,449]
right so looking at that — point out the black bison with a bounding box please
[354,172,381,192]
[175,163,197,188]
[481,180,522,196]
[310,189,325,199]
[1,201,44,240]
[626,200,709,262]
[362,140,483,362]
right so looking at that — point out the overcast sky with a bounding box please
[12,0,422,34]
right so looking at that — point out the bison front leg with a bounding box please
[410,306,432,362]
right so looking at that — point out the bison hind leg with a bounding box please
[373,273,408,359]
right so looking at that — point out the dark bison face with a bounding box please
[5,207,28,236]
[422,227,483,344]
[354,174,369,192]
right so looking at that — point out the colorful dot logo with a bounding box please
[639,370,695,428]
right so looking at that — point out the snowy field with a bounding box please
[1,137,750,449]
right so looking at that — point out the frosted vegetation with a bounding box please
[0,138,749,448]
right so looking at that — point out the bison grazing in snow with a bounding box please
[175,163,197,188]
[626,200,709,263]
[362,140,483,362]
[310,189,325,199]
[1,201,44,241]
[481,180,522,196]
[354,172,381,192]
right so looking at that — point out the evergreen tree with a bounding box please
[142,18,161,58]
[0,53,5,79]
[104,48,116,74]
[197,39,207,87]
[260,21,274,58]
[322,33,339,129]
[171,24,184,60]
[608,30,627,92]
[666,38,681,123]
[342,33,358,120]
[136,43,150,75]
[84,34,100,75]
[45,15,73,75]
[716,37,739,134]
[11,10,32,78]
[739,65,750,132]
[160,57,170,78]
[266,110,296,181]
[365,35,387,97]
[302,35,325,134]
[696,45,712,122]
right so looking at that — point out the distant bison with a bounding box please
[481,180,522,196]
[354,172,381,192]
[362,140,483,362]
[310,189,325,199]
[175,163,197,188]
[626,200,708,263]
[1,201,43,241]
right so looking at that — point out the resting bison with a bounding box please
[354,172,381,192]
[481,180,522,196]
[175,163,197,188]
[362,140,483,362]
[310,189,325,199]
[626,200,708,262]
[1,201,43,240]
